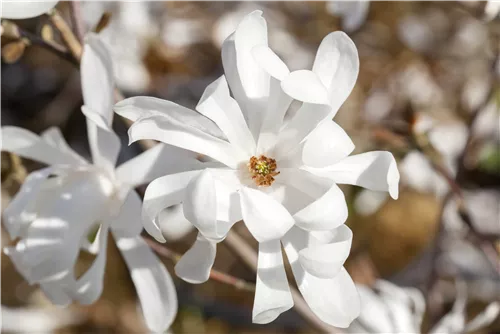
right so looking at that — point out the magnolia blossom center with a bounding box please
[248,155,280,187]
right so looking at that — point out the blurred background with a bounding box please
[1,1,499,333]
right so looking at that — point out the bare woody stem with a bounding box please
[144,237,256,292]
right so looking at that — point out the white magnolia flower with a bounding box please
[0,34,201,332]
[348,280,500,333]
[326,1,370,33]
[116,11,399,327]
[1,1,58,19]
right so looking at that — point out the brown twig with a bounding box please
[47,8,82,61]
[144,237,256,292]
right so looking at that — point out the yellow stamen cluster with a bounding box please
[248,155,280,187]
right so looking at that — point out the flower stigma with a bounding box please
[248,155,280,187]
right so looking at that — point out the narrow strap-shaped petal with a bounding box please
[308,151,400,199]
[157,204,195,241]
[196,76,255,156]
[253,239,294,324]
[221,10,270,139]
[1,126,84,166]
[252,45,292,155]
[110,191,143,238]
[298,225,352,278]
[464,302,500,332]
[282,226,361,328]
[174,233,217,284]
[82,107,121,175]
[239,187,294,243]
[350,285,395,332]
[115,235,178,333]
[142,171,201,242]
[279,121,355,168]
[1,1,58,19]
[81,33,115,126]
[41,127,88,165]
[115,143,204,188]
[312,31,359,116]
[127,114,246,169]
[114,96,225,139]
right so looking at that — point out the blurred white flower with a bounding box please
[1,305,83,333]
[327,1,370,33]
[1,1,58,19]
[116,10,400,327]
[0,34,201,332]
[484,1,500,21]
[348,280,500,333]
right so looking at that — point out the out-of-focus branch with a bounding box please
[48,8,82,61]
[144,237,256,292]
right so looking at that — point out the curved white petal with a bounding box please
[174,233,216,284]
[281,70,330,105]
[157,204,195,241]
[196,76,255,155]
[127,114,245,169]
[41,127,88,165]
[81,33,115,125]
[39,282,71,306]
[1,126,83,166]
[293,182,348,231]
[115,143,203,188]
[252,45,289,81]
[281,121,355,168]
[240,187,294,243]
[312,31,359,115]
[310,151,400,199]
[114,96,225,140]
[142,171,201,242]
[110,191,143,238]
[253,240,294,324]
[221,10,269,138]
[464,302,500,332]
[298,225,352,278]
[350,284,395,332]
[82,107,121,175]
[116,236,178,333]
[1,1,58,19]
[282,227,360,328]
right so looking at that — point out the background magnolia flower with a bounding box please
[0,33,203,332]
[0,1,59,19]
[115,10,399,327]
[326,1,370,33]
[348,280,500,333]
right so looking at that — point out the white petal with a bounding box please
[272,103,333,161]
[298,225,352,278]
[293,182,348,231]
[41,127,88,165]
[81,33,115,126]
[239,187,294,243]
[1,126,83,166]
[157,204,195,241]
[39,282,71,306]
[114,97,225,140]
[221,10,269,138]
[183,170,219,240]
[127,114,245,169]
[110,191,143,238]
[252,45,290,81]
[310,151,400,199]
[174,233,216,284]
[312,31,359,115]
[350,284,395,332]
[196,76,255,156]
[116,236,178,332]
[83,107,121,175]
[71,224,109,305]
[282,227,360,328]
[253,240,294,324]
[1,1,58,19]
[281,70,330,105]
[281,121,355,168]
[327,1,370,32]
[142,171,201,242]
[116,143,203,188]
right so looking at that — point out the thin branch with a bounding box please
[224,231,344,334]
[47,8,82,61]
[69,1,85,43]
[144,236,256,292]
